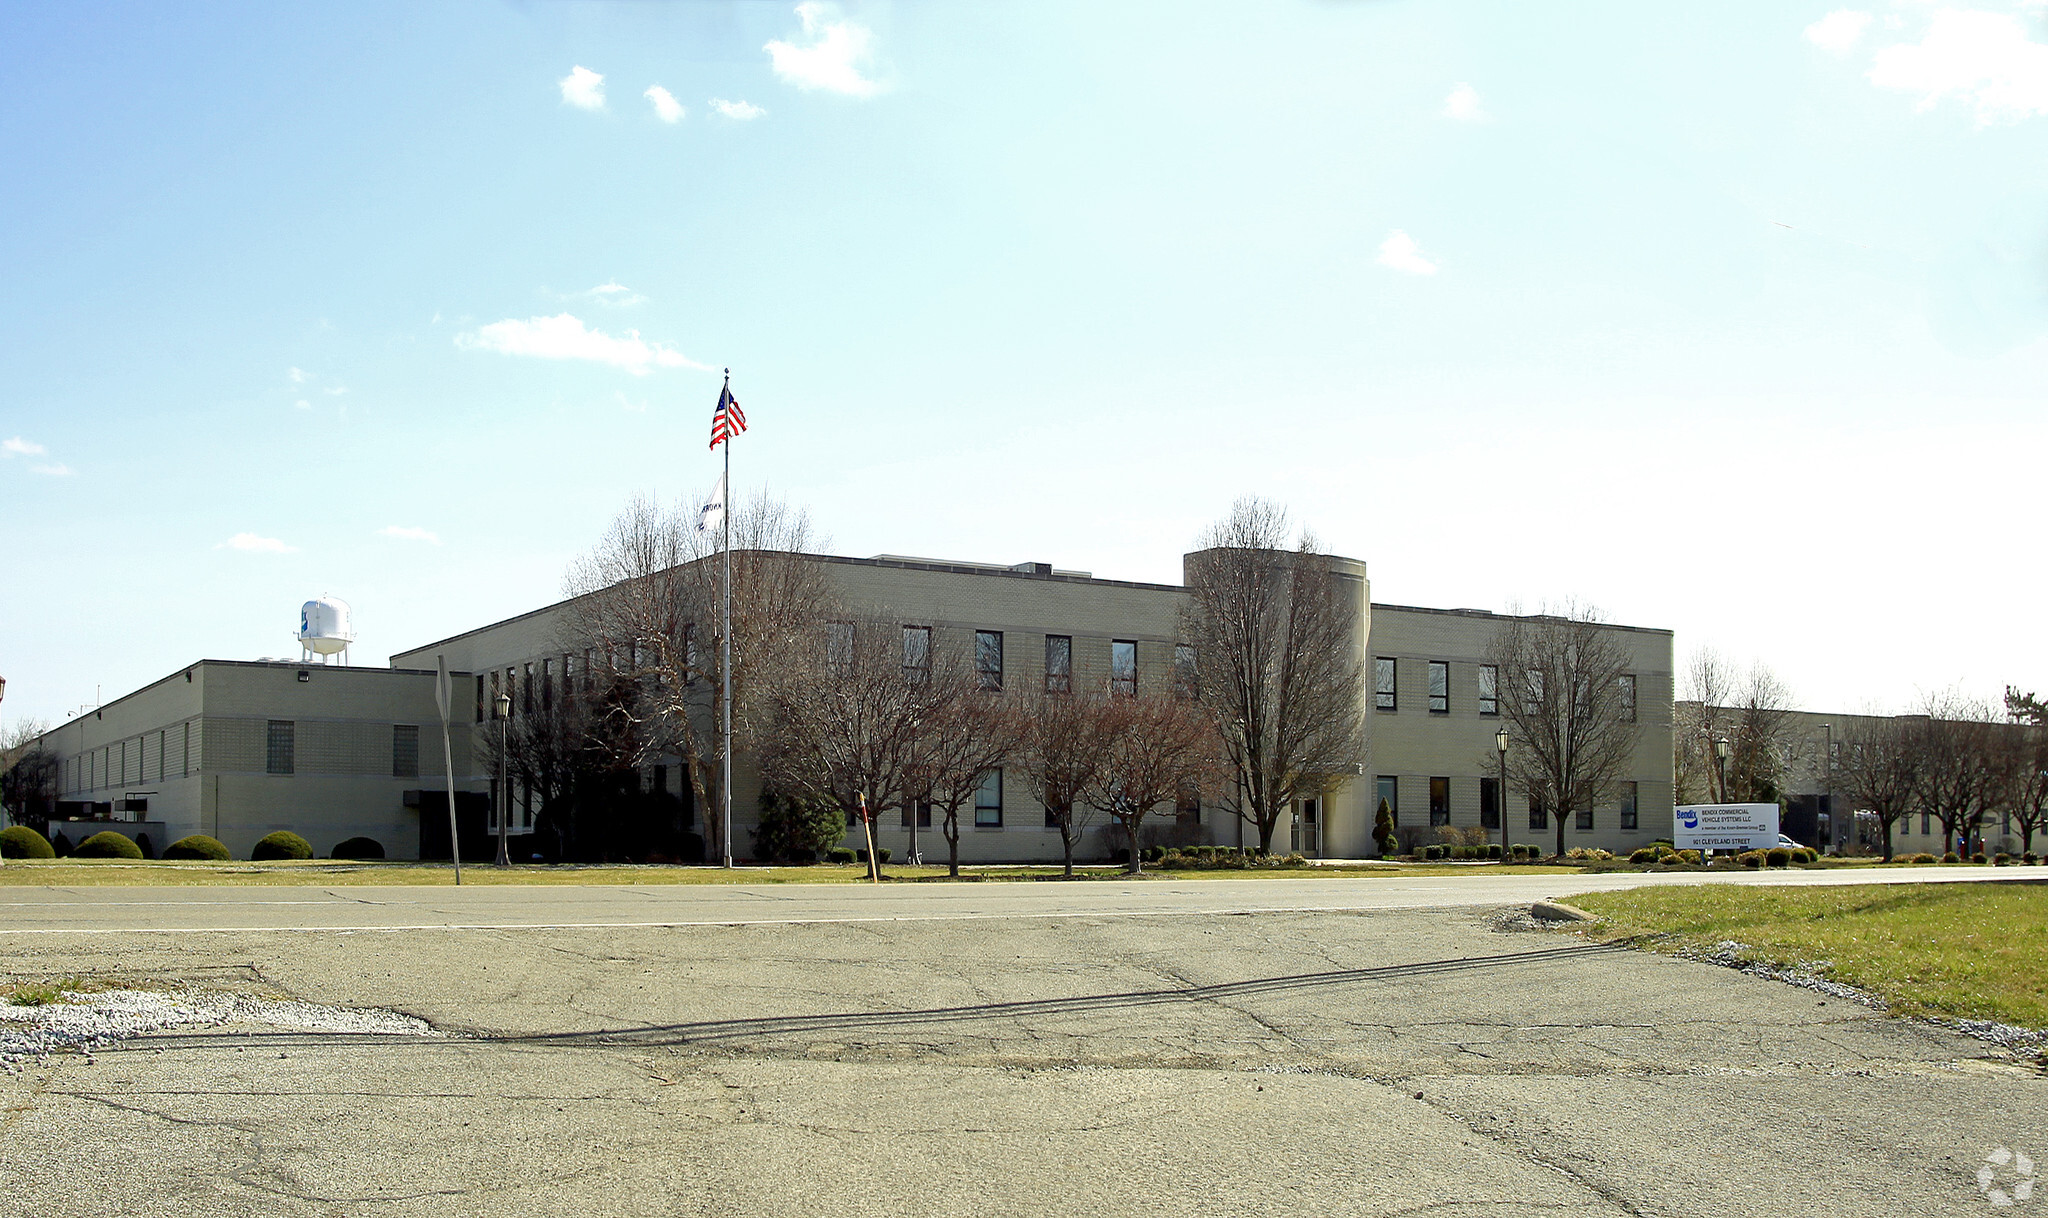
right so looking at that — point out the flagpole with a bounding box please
[720,368,734,870]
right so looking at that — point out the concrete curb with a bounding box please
[1529,901,1597,923]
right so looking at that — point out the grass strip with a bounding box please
[1564,881,2048,1030]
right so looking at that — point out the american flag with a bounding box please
[709,379,746,449]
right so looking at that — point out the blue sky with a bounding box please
[4,0,2046,730]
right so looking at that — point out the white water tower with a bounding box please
[297,596,356,665]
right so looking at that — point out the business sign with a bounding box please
[1673,803,1779,851]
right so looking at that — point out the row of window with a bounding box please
[1373,659,1638,721]
[1376,774,1643,832]
[65,723,198,791]
[261,721,422,778]
[897,628,1195,697]
[889,768,1203,830]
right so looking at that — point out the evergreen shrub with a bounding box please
[0,826,54,859]
[163,835,230,861]
[252,831,313,861]
[76,831,143,859]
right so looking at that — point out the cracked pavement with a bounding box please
[0,889,2040,1216]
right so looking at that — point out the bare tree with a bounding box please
[1087,691,1223,874]
[1914,693,1998,857]
[1,719,56,835]
[918,685,1027,878]
[758,614,958,860]
[1487,604,1640,857]
[1676,649,1794,803]
[1013,688,1116,878]
[1834,714,1923,862]
[1180,498,1364,854]
[564,489,831,862]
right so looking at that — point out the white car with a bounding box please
[1776,834,1801,850]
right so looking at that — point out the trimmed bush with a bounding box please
[163,834,231,861]
[330,836,385,860]
[1994,852,2012,866]
[1629,847,1657,864]
[1737,850,1765,869]
[251,831,313,861]
[825,848,856,865]
[1942,851,1960,864]
[1907,852,1938,864]
[75,831,144,860]
[1658,853,1684,867]
[1970,851,1988,864]
[1764,847,1792,868]
[0,826,55,859]
[2026,853,2037,865]
[1484,843,1503,860]
[855,847,892,865]
[1678,850,1703,865]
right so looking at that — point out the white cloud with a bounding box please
[710,97,767,120]
[1868,8,2048,123]
[1805,9,1873,56]
[29,463,73,477]
[287,366,308,385]
[378,525,441,544]
[219,533,297,554]
[323,385,347,396]
[455,313,705,375]
[576,280,647,306]
[2,436,47,458]
[645,85,685,123]
[765,2,884,97]
[294,399,311,410]
[1443,82,1488,121]
[1377,230,1439,276]
[560,65,606,111]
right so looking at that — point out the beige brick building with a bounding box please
[392,549,1677,863]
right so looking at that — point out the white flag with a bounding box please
[697,473,726,535]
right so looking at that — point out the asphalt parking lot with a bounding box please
[1,875,2040,1217]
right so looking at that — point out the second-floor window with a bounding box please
[976,630,1003,691]
[1375,657,1397,711]
[1428,661,1449,714]
[1044,635,1072,694]
[266,720,296,776]
[1111,640,1137,696]
[1174,644,1198,699]
[1618,673,1637,722]
[903,626,932,683]
[1478,664,1499,716]
[392,724,420,778]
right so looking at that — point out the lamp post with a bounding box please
[495,691,512,868]
[1714,735,1731,804]
[1495,726,1510,861]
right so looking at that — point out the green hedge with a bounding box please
[252,831,313,861]
[75,830,144,859]
[330,836,385,860]
[0,826,55,859]
[163,835,231,861]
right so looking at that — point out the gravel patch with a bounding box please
[0,988,441,1070]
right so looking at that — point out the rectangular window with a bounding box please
[1480,777,1500,828]
[1619,781,1639,831]
[1375,657,1397,711]
[1478,665,1499,716]
[1428,661,1450,714]
[1577,805,1595,831]
[1174,644,1198,700]
[903,625,932,683]
[1177,786,1201,824]
[1111,640,1137,696]
[392,725,420,778]
[541,659,553,708]
[975,769,1003,827]
[1618,674,1637,723]
[827,621,854,669]
[266,720,295,775]
[1044,635,1072,693]
[1921,812,1930,836]
[682,626,697,685]
[901,800,932,829]
[1375,775,1399,826]
[976,630,1004,692]
[1524,669,1545,714]
[475,673,486,722]
[1529,794,1548,831]
[653,764,667,795]
[1429,776,1450,826]
[522,662,534,715]
[182,722,190,778]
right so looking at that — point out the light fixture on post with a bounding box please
[1495,726,1510,862]
[495,691,512,868]
[1714,735,1731,804]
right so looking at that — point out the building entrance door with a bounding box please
[1294,798,1321,857]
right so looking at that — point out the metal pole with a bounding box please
[720,370,734,870]
[436,655,462,885]
[1498,743,1509,861]
[496,709,509,867]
